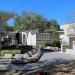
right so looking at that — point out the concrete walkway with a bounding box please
[0,52,75,71]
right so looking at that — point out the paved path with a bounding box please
[0,52,75,71]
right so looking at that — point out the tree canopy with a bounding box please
[13,11,60,33]
[0,11,60,33]
[0,22,14,32]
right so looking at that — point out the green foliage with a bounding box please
[13,11,52,33]
[0,50,20,56]
[5,26,14,32]
[52,35,60,47]
[13,11,60,45]
[13,11,60,33]
[1,50,10,56]
[0,11,60,33]
[11,50,20,55]
[49,20,60,31]
[0,22,14,32]
[43,41,50,47]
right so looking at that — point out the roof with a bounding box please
[0,11,14,24]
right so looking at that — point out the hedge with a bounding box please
[0,50,21,56]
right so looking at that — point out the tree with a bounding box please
[13,12,60,33]
[49,20,60,31]
[52,35,60,47]
[48,20,60,47]
[0,22,14,32]
[13,11,60,45]
[13,11,48,32]
[13,11,48,44]
[43,41,50,47]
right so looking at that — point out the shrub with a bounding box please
[1,50,10,56]
[11,50,20,55]
[0,50,21,56]
[43,41,50,47]
[52,36,61,47]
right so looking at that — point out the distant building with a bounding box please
[36,30,54,47]
[59,23,75,55]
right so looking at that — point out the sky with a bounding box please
[0,0,75,26]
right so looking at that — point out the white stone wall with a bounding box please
[60,23,75,52]
[21,32,27,45]
[27,32,36,46]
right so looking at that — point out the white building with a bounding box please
[60,23,75,55]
